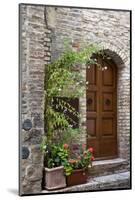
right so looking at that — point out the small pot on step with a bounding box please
[67,168,88,186]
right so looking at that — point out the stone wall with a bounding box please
[20,4,51,195]
[20,4,130,194]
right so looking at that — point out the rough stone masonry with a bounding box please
[19,4,130,194]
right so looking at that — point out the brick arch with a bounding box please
[99,42,129,68]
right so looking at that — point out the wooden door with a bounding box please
[86,58,117,159]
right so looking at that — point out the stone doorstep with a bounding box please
[88,158,129,177]
[42,171,130,194]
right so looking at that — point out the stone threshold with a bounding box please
[42,171,130,194]
[89,158,129,177]
[92,158,127,166]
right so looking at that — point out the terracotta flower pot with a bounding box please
[67,168,88,186]
[44,166,66,190]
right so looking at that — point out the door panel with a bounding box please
[86,64,97,85]
[102,66,113,86]
[87,118,97,137]
[87,58,117,159]
[102,118,113,136]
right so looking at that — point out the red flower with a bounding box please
[68,159,76,164]
[63,143,69,149]
[88,147,93,153]
[90,156,95,161]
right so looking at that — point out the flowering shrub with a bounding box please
[64,145,94,176]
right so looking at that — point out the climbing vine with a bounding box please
[41,43,104,150]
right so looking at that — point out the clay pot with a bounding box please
[67,168,88,186]
[44,166,66,190]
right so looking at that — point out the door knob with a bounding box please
[87,98,93,105]
[105,99,111,105]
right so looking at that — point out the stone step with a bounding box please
[42,171,130,193]
[88,158,129,177]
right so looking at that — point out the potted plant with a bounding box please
[64,146,94,186]
[41,128,83,190]
[41,143,69,190]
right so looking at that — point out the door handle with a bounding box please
[105,99,111,106]
[87,98,93,105]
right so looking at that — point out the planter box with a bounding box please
[44,166,66,190]
[67,168,88,186]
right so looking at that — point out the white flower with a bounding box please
[58,88,61,91]
[63,108,67,113]
[43,145,47,150]
[86,81,89,85]
[69,125,73,128]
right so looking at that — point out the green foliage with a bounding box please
[55,127,82,145]
[46,44,101,98]
[64,162,73,176]
[43,144,69,168]
[43,43,102,143]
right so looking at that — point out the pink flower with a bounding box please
[68,159,76,164]
[88,147,93,153]
[63,143,69,149]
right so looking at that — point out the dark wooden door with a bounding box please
[86,58,117,159]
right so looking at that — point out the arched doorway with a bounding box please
[86,56,117,159]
